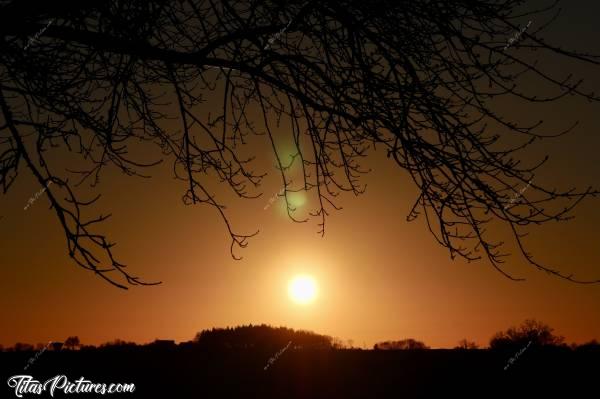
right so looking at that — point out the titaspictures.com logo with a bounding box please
[7,375,135,397]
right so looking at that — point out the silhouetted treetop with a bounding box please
[64,336,80,350]
[490,319,565,350]
[193,324,333,349]
[374,338,429,350]
[455,339,479,350]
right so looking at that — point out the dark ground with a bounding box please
[1,347,598,398]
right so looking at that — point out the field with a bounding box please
[2,347,597,398]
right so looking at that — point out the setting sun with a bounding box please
[288,275,318,305]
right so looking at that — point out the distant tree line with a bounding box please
[0,325,341,352]
[372,320,598,351]
[193,324,337,350]
[2,321,599,352]
[374,339,430,350]
[2,336,80,352]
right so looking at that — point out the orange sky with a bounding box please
[1,3,599,349]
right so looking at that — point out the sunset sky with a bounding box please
[1,2,599,349]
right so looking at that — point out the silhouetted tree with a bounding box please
[330,337,346,349]
[64,336,80,350]
[374,339,429,350]
[490,319,565,350]
[1,0,599,287]
[455,339,479,350]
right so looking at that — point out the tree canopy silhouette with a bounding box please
[1,0,599,288]
[64,336,80,350]
[489,319,565,350]
[193,324,333,350]
[374,339,429,350]
[455,339,479,350]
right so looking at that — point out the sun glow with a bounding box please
[288,275,318,305]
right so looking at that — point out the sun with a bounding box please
[288,275,318,305]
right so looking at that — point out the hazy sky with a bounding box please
[1,2,599,349]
